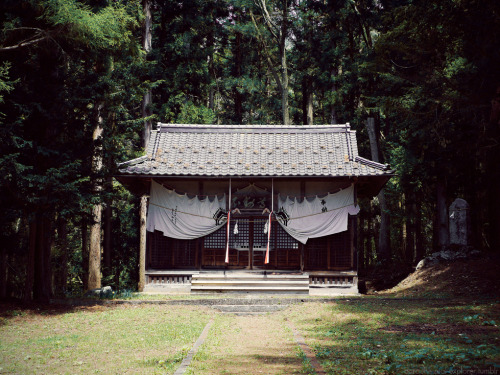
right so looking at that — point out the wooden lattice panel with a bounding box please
[148,231,196,269]
[330,230,351,269]
[305,230,352,270]
[149,231,170,268]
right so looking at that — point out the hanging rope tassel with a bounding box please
[225,211,231,263]
[264,211,273,264]
[225,178,232,264]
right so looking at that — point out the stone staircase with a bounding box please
[206,297,297,315]
[191,271,309,295]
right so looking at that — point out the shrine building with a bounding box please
[116,123,392,295]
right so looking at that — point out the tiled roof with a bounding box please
[118,123,392,178]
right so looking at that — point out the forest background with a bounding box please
[0,0,498,302]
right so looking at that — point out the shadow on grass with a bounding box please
[290,298,500,375]
[0,301,108,324]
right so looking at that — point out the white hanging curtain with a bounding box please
[276,184,359,244]
[146,180,226,239]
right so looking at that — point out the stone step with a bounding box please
[194,274,308,279]
[220,312,271,316]
[212,304,287,313]
[191,286,309,293]
[191,280,308,286]
[191,273,309,294]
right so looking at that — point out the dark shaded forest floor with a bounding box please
[365,252,500,299]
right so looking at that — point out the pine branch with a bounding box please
[0,28,54,52]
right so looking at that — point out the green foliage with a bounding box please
[176,101,215,124]
[39,0,139,50]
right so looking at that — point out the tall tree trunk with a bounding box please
[487,85,500,250]
[233,30,243,123]
[57,218,68,296]
[366,117,391,261]
[88,103,104,290]
[0,240,7,299]
[280,1,290,125]
[81,219,89,291]
[405,190,415,264]
[33,214,52,303]
[436,180,449,250]
[142,0,153,149]
[138,195,148,292]
[103,176,112,278]
[24,217,37,302]
[329,68,338,124]
[358,212,365,272]
[367,202,373,267]
[207,12,216,116]
[302,76,313,125]
[401,197,407,261]
[88,205,102,290]
[414,191,424,263]
[250,2,289,124]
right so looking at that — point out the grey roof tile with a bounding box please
[117,123,392,178]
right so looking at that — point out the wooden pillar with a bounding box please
[249,219,254,270]
[326,236,331,270]
[350,216,357,270]
[352,183,358,271]
[300,243,305,272]
[358,213,365,272]
[138,194,148,292]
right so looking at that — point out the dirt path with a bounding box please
[186,313,304,375]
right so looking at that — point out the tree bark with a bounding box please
[81,219,89,291]
[358,213,365,272]
[142,0,153,149]
[138,194,148,292]
[280,0,290,125]
[436,180,449,250]
[405,190,415,264]
[302,76,313,125]
[414,191,424,263]
[33,214,52,303]
[103,176,112,278]
[57,218,68,296]
[365,202,373,267]
[24,218,37,302]
[329,68,338,124]
[0,240,7,299]
[250,1,290,125]
[487,85,500,250]
[88,204,102,290]
[233,29,243,123]
[88,103,104,290]
[366,117,391,261]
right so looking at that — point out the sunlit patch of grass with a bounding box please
[0,305,215,374]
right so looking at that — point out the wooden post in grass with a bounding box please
[138,194,148,292]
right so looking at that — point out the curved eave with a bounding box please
[114,172,393,198]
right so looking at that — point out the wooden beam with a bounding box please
[138,194,148,292]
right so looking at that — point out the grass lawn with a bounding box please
[1,297,498,374]
[284,297,500,375]
[0,304,216,374]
